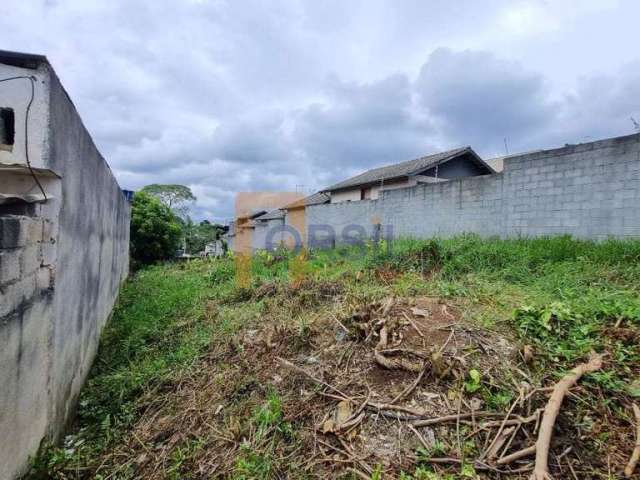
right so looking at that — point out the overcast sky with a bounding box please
[3,0,640,220]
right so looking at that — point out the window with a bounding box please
[360,187,372,200]
[0,108,15,151]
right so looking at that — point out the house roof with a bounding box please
[254,192,330,221]
[302,191,331,206]
[282,191,331,209]
[322,146,494,192]
[257,209,285,220]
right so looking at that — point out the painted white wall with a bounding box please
[0,63,50,170]
[329,178,414,203]
[330,188,361,203]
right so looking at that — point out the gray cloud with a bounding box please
[2,0,639,220]
[415,48,557,155]
[292,74,434,171]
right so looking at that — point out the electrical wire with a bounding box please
[0,75,48,200]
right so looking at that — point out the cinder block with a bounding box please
[36,266,54,291]
[20,244,40,275]
[0,274,36,318]
[40,241,57,267]
[25,219,43,245]
[0,249,20,285]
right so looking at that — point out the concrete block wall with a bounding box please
[0,214,55,316]
[305,133,640,244]
[501,135,640,239]
[0,53,130,479]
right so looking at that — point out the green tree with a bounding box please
[140,184,196,218]
[130,191,182,265]
[182,219,225,254]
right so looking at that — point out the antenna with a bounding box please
[504,137,509,155]
[631,116,640,132]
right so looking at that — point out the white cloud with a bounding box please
[1,0,638,219]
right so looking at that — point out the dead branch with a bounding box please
[402,311,425,338]
[412,411,500,427]
[389,361,429,404]
[318,391,428,418]
[530,353,603,480]
[479,411,541,429]
[276,357,352,400]
[336,412,366,433]
[374,349,423,372]
[346,467,371,480]
[416,456,532,474]
[481,394,522,461]
[486,426,515,461]
[497,445,536,465]
[380,297,395,316]
[625,403,640,478]
[407,424,431,451]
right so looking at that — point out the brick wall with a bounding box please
[305,133,640,243]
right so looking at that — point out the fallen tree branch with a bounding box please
[415,456,532,474]
[625,403,640,478]
[389,361,429,404]
[497,445,536,465]
[346,467,371,480]
[276,357,352,400]
[408,424,431,451]
[412,411,500,427]
[530,352,603,480]
[318,391,428,418]
[402,311,425,338]
[481,394,522,461]
[374,349,423,372]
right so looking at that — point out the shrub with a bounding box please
[130,191,182,265]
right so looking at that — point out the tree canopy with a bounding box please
[140,184,196,218]
[130,191,182,265]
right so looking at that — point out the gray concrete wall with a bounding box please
[0,57,130,479]
[305,133,640,244]
[252,217,285,251]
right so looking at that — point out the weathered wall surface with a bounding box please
[0,56,130,479]
[306,133,640,243]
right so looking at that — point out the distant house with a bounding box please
[252,192,330,251]
[223,209,266,253]
[204,239,225,257]
[322,146,495,203]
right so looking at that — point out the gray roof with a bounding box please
[322,146,492,192]
[303,191,330,206]
[257,209,285,221]
[253,192,330,221]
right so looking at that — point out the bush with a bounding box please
[130,191,182,265]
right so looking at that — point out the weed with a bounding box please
[464,369,482,393]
